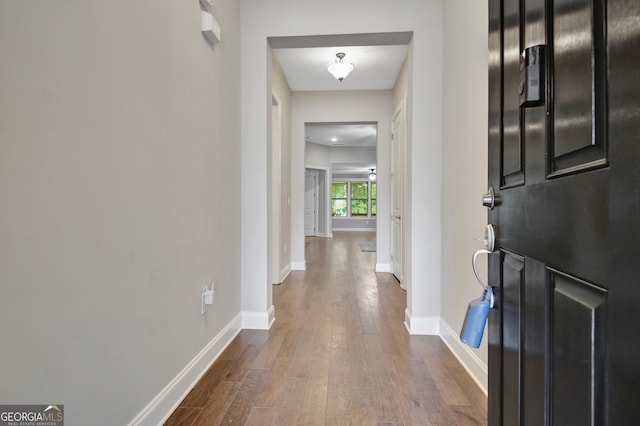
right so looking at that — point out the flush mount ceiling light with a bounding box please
[369,169,377,181]
[327,52,354,82]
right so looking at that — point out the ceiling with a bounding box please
[305,122,377,148]
[305,122,377,175]
[271,32,411,174]
[273,45,409,92]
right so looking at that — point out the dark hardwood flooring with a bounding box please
[165,232,487,425]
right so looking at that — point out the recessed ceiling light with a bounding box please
[331,137,337,142]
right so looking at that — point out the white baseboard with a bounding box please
[439,319,488,395]
[279,264,291,283]
[375,263,391,273]
[241,305,275,330]
[332,228,376,232]
[291,261,306,271]
[128,314,242,425]
[404,308,440,335]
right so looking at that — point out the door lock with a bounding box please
[483,223,495,252]
[471,224,497,307]
[482,187,500,209]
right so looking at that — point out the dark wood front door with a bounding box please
[487,0,640,424]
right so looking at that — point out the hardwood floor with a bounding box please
[165,232,487,425]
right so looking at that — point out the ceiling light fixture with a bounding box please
[369,169,377,181]
[327,52,354,82]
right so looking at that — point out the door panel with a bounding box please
[552,0,595,158]
[391,103,404,284]
[487,0,640,424]
[501,252,524,426]
[502,0,524,187]
[522,257,546,426]
[498,172,608,284]
[551,271,606,426]
[304,170,316,236]
[550,0,608,175]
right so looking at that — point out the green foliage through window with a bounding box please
[332,182,347,199]
[371,182,377,216]
[331,180,377,218]
[332,182,347,216]
[350,182,369,216]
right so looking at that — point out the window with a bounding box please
[371,182,377,217]
[350,182,369,216]
[332,182,347,216]
[332,180,376,218]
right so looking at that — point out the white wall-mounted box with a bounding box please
[201,11,221,44]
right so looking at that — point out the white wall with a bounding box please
[332,146,378,166]
[393,56,410,113]
[0,1,242,424]
[305,142,332,167]
[240,0,444,334]
[271,53,292,282]
[292,91,392,270]
[305,144,377,170]
[440,0,490,391]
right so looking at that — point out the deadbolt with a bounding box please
[482,187,500,209]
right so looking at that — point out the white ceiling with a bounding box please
[305,122,377,148]
[273,45,409,92]
[272,32,410,174]
[305,122,377,174]
[332,162,378,175]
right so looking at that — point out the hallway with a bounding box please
[166,232,487,425]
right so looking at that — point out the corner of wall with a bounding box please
[375,263,391,273]
[241,305,275,330]
[291,260,306,271]
[404,308,440,335]
[128,314,242,425]
[439,318,488,395]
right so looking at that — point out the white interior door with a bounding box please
[304,170,317,237]
[391,102,405,288]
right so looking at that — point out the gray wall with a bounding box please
[441,0,490,381]
[0,1,242,424]
[271,53,292,278]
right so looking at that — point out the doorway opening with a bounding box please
[305,121,377,258]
